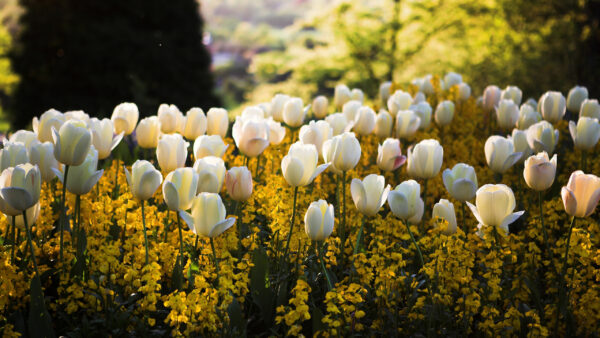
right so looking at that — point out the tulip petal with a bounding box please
[163,181,180,211]
[498,210,524,233]
[208,217,236,238]
[466,201,485,225]
[111,132,125,151]
[138,170,162,200]
[452,179,477,202]
[0,187,34,211]
[124,166,132,190]
[52,167,64,184]
[583,188,600,217]
[561,187,578,217]
[178,210,195,233]
[502,152,522,172]
[351,179,367,212]
[309,163,329,184]
[82,170,104,195]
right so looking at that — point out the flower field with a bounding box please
[1,74,600,337]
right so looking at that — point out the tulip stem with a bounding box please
[176,211,185,267]
[282,186,299,266]
[210,237,220,286]
[73,194,81,247]
[9,215,16,263]
[555,216,576,333]
[461,202,468,235]
[235,201,245,249]
[141,200,149,266]
[538,191,549,256]
[405,220,425,268]
[23,210,40,278]
[113,157,119,199]
[581,151,587,172]
[255,155,261,180]
[353,217,367,256]
[317,241,333,291]
[421,179,428,233]
[341,171,347,254]
[59,164,70,263]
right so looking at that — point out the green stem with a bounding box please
[74,195,81,245]
[353,217,367,255]
[341,171,347,253]
[113,157,120,199]
[59,165,70,263]
[538,191,549,257]
[141,200,149,266]
[461,202,467,235]
[255,155,261,179]
[10,216,15,263]
[555,216,576,333]
[210,237,220,285]
[581,151,587,172]
[421,179,428,234]
[23,210,40,277]
[282,186,299,265]
[177,211,185,266]
[194,234,199,253]
[404,220,425,268]
[235,201,244,248]
[317,241,333,291]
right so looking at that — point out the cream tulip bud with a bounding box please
[420,75,435,95]
[374,110,393,138]
[124,160,162,201]
[282,142,329,187]
[232,116,270,158]
[457,83,471,101]
[55,146,103,195]
[351,88,364,102]
[523,152,556,191]
[9,130,40,155]
[322,132,361,173]
[495,99,519,130]
[64,110,90,124]
[299,120,332,156]
[413,92,426,104]
[304,200,335,241]
[442,163,478,202]
[387,90,413,116]
[52,119,92,166]
[377,138,406,172]
[561,170,600,218]
[88,118,123,160]
[539,91,566,123]
[193,134,228,159]
[0,141,29,173]
[156,133,188,174]
[163,167,198,211]
[0,163,41,211]
[395,110,421,140]
[312,95,329,119]
[351,174,390,217]
[111,102,139,136]
[225,166,253,202]
[525,98,538,109]
[270,94,291,121]
[29,142,62,182]
[379,81,392,105]
[33,109,65,143]
[411,102,432,130]
[353,106,376,135]
[182,107,207,140]
[179,192,235,238]
[579,99,600,120]
[432,199,457,234]
[501,86,523,105]
[342,100,362,122]
[566,86,588,112]
[325,113,354,136]
[434,100,455,126]
[511,128,532,163]
[334,84,352,109]
[443,72,462,90]
[387,180,423,221]
[569,117,600,151]
[484,135,522,174]
[157,103,182,134]
[467,184,524,234]
[283,97,308,127]
[516,104,541,130]
[135,116,161,149]
[526,121,559,155]
[483,85,501,112]
[206,108,229,138]
[407,139,443,179]
[193,156,226,194]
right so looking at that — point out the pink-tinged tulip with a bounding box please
[482,85,501,112]
[561,171,600,218]
[523,152,557,191]
[376,138,406,172]
[225,166,253,202]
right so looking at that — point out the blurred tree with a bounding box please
[9,0,220,128]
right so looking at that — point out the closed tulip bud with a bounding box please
[55,146,103,195]
[351,88,364,102]
[299,120,332,156]
[413,92,426,104]
[193,156,226,194]
[322,132,360,173]
[124,160,162,201]
[0,141,29,173]
[501,86,523,105]
[225,166,253,202]
[334,84,352,109]
[569,117,600,151]
[467,184,524,234]
[442,163,478,202]
[495,99,519,130]
[434,100,455,126]
[257,103,271,117]
[14,203,41,229]
[135,116,161,149]
[483,85,501,112]
[374,110,393,138]
[282,142,329,187]
[387,90,413,116]
[29,142,62,182]
[312,95,329,118]
[443,72,462,90]
[64,110,90,124]
[539,91,566,123]
[325,113,354,136]
[206,108,229,138]
[0,167,25,216]
[52,119,92,166]
[395,110,421,140]
[579,99,600,120]
[353,106,376,135]
[179,192,235,238]
[411,102,432,130]
[457,83,471,101]
[526,121,559,155]
[377,138,406,172]
[193,134,228,159]
[33,109,65,143]
[0,163,41,211]
[516,104,541,130]
[342,100,362,122]
[566,86,588,112]
[407,139,443,179]
[232,116,270,158]
[266,118,286,145]
[283,97,307,127]
[351,174,390,217]
[156,133,188,174]
[241,106,265,120]
[270,94,291,121]
[9,130,40,155]
[511,129,532,163]
[432,199,457,234]
[111,103,139,136]
[420,75,435,95]
[525,98,538,109]
[157,104,182,134]
[304,199,335,241]
[523,152,557,191]
[561,170,600,218]
[484,135,522,174]
[379,81,392,105]
[387,179,424,221]
[88,118,123,160]
[182,108,207,140]
[163,167,198,211]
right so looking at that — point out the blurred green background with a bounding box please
[0,0,599,129]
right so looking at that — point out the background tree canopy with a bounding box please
[8,0,219,129]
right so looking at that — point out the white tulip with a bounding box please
[281,142,329,187]
[432,199,457,234]
[442,163,478,202]
[526,121,559,155]
[350,174,390,217]
[407,139,443,179]
[540,91,566,123]
[569,117,600,151]
[299,120,332,156]
[484,135,522,174]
